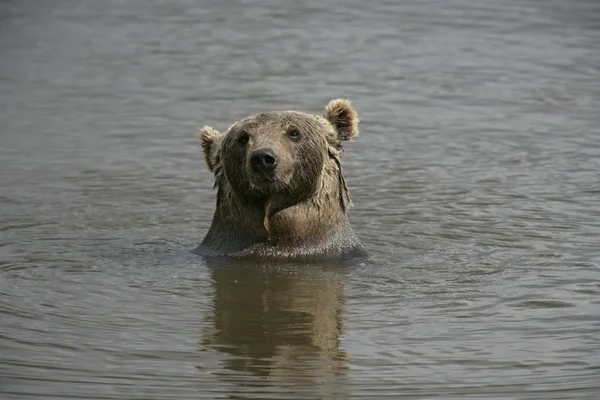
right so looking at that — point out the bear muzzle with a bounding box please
[250,148,278,177]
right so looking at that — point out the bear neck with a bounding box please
[198,160,363,259]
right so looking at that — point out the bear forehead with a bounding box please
[228,111,328,132]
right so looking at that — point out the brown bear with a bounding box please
[194,99,367,260]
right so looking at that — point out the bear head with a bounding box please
[197,99,363,259]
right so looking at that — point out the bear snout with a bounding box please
[250,148,278,175]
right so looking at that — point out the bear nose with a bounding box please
[250,148,278,174]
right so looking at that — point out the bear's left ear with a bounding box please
[323,98,359,148]
[199,126,224,173]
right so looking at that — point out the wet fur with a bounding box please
[195,99,366,260]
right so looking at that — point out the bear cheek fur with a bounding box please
[289,132,327,200]
[220,132,256,201]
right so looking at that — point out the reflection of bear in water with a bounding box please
[200,259,350,396]
[195,99,367,260]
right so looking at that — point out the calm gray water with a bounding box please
[1,0,600,399]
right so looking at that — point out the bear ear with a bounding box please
[199,126,224,173]
[323,98,359,147]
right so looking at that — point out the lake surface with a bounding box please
[1,0,600,398]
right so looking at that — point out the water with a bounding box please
[1,0,600,398]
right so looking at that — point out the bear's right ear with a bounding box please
[323,98,359,148]
[199,126,224,173]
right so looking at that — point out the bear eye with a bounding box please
[237,132,250,147]
[288,128,300,140]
